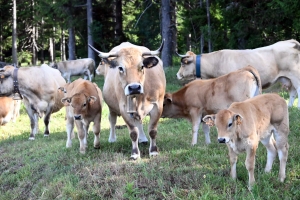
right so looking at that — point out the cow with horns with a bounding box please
[89,40,166,160]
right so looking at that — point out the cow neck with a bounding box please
[13,67,23,100]
[196,55,201,78]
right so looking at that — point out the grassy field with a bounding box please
[0,64,300,200]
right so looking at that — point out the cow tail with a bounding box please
[244,65,262,95]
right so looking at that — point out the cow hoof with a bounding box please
[80,150,86,154]
[108,138,116,143]
[139,141,148,145]
[28,137,35,140]
[44,134,49,137]
[149,152,159,157]
[130,154,140,160]
[94,145,100,149]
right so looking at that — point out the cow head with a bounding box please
[203,110,243,143]
[176,51,197,80]
[89,40,163,97]
[49,62,58,69]
[0,65,15,97]
[161,93,185,119]
[61,93,97,120]
[96,58,110,76]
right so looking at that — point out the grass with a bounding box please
[0,64,300,199]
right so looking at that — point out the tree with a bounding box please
[161,0,174,68]
[87,0,94,60]
[12,0,17,65]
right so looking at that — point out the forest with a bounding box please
[1,0,300,67]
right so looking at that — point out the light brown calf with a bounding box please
[60,78,102,154]
[162,66,261,145]
[203,93,289,189]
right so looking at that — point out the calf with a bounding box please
[60,78,102,154]
[0,97,21,125]
[162,66,261,145]
[203,93,289,189]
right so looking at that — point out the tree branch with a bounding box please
[134,1,153,29]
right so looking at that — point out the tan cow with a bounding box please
[176,39,300,107]
[203,93,289,189]
[89,41,166,159]
[60,78,102,154]
[0,97,21,125]
[0,64,66,139]
[162,65,262,145]
[51,58,95,83]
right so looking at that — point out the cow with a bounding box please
[89,40,166,160]
[59,78,102,154]
[50,58,95,83]
[0,97,21,125]
[176,39,300,107]
[203,93,289,189]
[0,64,66,140]
[161,65,262,145]
[96,58,109,77]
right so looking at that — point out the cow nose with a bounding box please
[218,138,226,143]
[74,115,81,120]
[128,84,141,95]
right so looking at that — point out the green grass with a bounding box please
[0,65,300,199]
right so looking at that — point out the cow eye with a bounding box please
[228,123,232,127]
[83,103,87,107]
[118,66,124,73]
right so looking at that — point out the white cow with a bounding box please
[51,58,95,83]
[176,39,300,107]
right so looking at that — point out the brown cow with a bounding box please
[89,41,166,159]
[203,93,289,189]
[0,97,21,125]
[60,78,102,154]
[176,40,300,107]
[0,64,66,139]
[162,66,262,145]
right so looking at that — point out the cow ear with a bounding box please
[203,115,216,127]
[164,93,172,103]
[234,114,243,125]
[143,57,159,68]
[88,96,97,105]
[61,97,71,106]
[58,87,67,93]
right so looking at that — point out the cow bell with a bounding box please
[127,95,137,114]
[13,93,22,100]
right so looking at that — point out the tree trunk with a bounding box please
[40,18,44,64]
[114,0,125,45]
[61,29,66,61]
[161,0,173,68]
[49,37,54,62]
[12,0,18,65]
[53,27,56,61]
[87,0,95,60]
[68,26,76,60]
[0,23,3,61]
[206,0,212,52]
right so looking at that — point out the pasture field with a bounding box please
[0,65,300,200]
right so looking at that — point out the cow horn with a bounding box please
[142,39,165,56]
[175,51,188,58]
[88,44,118,58]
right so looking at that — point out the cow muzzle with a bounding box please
[74,115,82,120]
[124,83,144,96]
[218,138,227,143]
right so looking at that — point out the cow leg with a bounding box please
[273,127,289,182]
[75,120,88,154]
[93,114,101,149]
[24,101,39,140]
[108,111,117,143]
[202,122,211,144]
[148,109,161,157]
[43,111,52,137]
[260,133,277,173]
[129,126,140,160]
[137,122,148,144]
[288,86,297,107]
[190,110,202,145]
[227,144,238,180]
[66,115,75,148]
[245,145,258,189]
